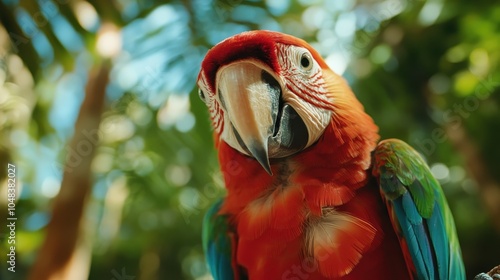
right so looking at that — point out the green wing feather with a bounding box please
[373,139,465,280]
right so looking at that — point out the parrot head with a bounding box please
[197,30,372,174]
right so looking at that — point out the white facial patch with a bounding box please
[276,44,333,148]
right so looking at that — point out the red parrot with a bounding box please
[198,30,465,280]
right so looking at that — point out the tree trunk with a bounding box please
[28,63,109,280]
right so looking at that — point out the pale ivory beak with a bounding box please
[217,62,279,174]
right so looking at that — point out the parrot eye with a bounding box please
[300,53,313,71]
[198,88,206,102]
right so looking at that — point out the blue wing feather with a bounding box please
[394,193,434,279]
[202,199,237,280]
[428,202,450,279]
[373,139,465,280]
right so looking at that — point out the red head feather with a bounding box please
[199,30,329,93]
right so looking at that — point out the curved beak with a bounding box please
[217,61,309,175]
[218,62,279,175]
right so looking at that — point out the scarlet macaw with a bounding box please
[197,30,465,280]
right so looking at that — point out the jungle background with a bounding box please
[1,0,499,279]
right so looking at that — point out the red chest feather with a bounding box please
[217,128,410,279]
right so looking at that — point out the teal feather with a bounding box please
[202,199,236,280]
[428,201,450,278]
[373,139,465,280]
[398,192,436,279]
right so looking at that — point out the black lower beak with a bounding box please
[262,71,308,159]
[269,104,308,157]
